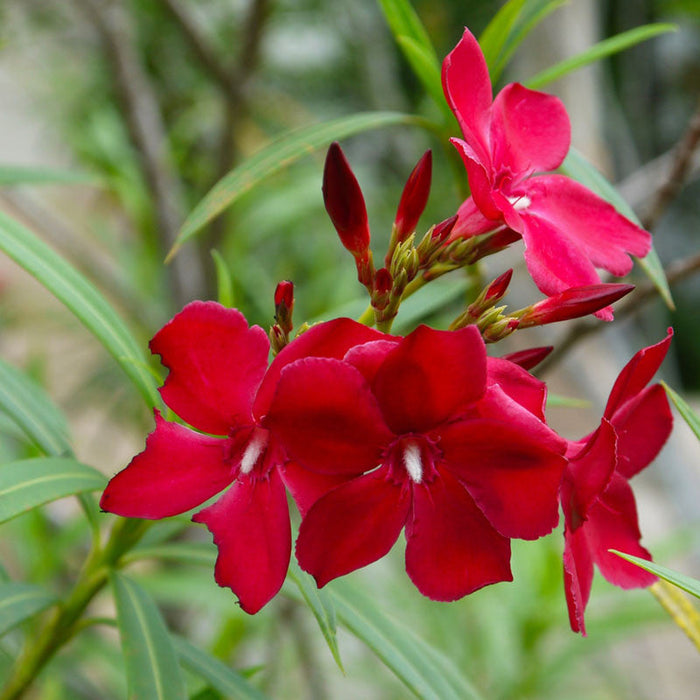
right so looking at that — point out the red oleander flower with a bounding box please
[442,28,651,320]
[100,302,384,614]
[561,330,673,634]
[266,324,566,601]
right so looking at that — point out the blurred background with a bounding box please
[0,0,699,698]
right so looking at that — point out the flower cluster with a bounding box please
[101,28,672,632]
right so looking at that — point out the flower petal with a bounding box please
[450,139,502,221]
[563,523,594,635]
[524,175,651,279]
[264,357,393,474]
[295,468,410,587]
[562,419,617,531]
[487,356,547,421]
[280,461,351,518]
[442,28,493,167]
[192,471,291,614]
[151,302,269,435]
[441,417,566,539]
[490,83,570,175]
[373,325,487,434]
[405,467,511,601]
[604,329,672,418]
[100,411,229,518]
[585,474,657,588]
[254,318,387,418]
[343,339,400,384]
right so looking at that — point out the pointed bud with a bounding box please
[394,151,432,243]
[323,142,370,257]
[372,267,393,311]
[517,284,634,327]
[502,346,553,370]
[469,269,512,316]
[482,317,519,343]
[431,215,458,243]
[274,280,294,335]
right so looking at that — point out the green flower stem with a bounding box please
[357,304,375,326]
[0,518,150,700]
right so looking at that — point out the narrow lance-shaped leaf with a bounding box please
[0,165,98,187]
[662,381,700,442]
[560,147,673,309]
[173,635,270,700]
[0,211,161,407]
[479,0,527,71]
[611,551,700,600]
[0,357,72,457]
[526,24,676,90]
[110,572,187,700]
[210,249,234,308]
[329,581,483,700]
[0,582,57,637]
[287,560,343,672]
[377,0,436,63]
[0,458,106,524]
[170,112,422,257]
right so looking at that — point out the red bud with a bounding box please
[518,284,634,327]
[322,142,370,257]
[484,269,512,302]
[274,280,294,334]
[501,346,553,370]
[394,151,432,242]
[431,215,458,243]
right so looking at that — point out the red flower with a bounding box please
[100,302,384,613]
[561,330,673,633]
[266,325,566,601]
[442,28,651,320]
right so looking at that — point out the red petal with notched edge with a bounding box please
[440,417,565,539]
[100,410,229,518]
[583,474,657,589]
[604,330,672,418]
[373,325,487,435]
[442,28,493,167]
[295,468,410,587]
[280,461,351,518]
[405,467,511,601]
[563,523,594,635]
[193,471,291,615]
[490,83,570,176]
[151,302,269,435]
[612,384,672,479]
[264,357,393,474]
[487,356,547,420]
[562,419,617,531]
[254,318,387,418]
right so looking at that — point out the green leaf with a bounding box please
[170,112,422,256]
[0,211,161,407]
[287,560,343,672]
[0,358,72,457]
[110,572,187,700]
[479,0,527,71]
[0,165,98,187]
[559,147,674,309]
[0,582,57,636]
[481,0,567,83]
[0,457,106,524]
[662,381,700,442]
[377,0,436,62]
[527,24,676,89]
[210,250,234,308]
[610,551,700,599]
[126,541,217,568]
[546,393,590,408]
[329,581,483,700]
[173,636,269,700]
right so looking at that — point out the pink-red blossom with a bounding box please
[561,330,673,633]
[266,324,567,601]
[100,302,384,614]
[442,28,651,320]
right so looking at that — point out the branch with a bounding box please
[73,0,204,307]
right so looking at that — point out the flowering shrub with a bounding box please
[1,3,698,699]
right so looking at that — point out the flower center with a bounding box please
[239,428,269,475]
[507,194,531,211]
[385,434,441,485]
[403,442,423,484]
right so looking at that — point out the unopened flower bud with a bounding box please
[516,283,634,327]
[372,267,393,311]
[468,269,512,317]
[482,317,519,343]
[274,279,294,329]
[502,346,553,370]
[431,215,458,244]
[323,142,371,257]
[394,151,432,243]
